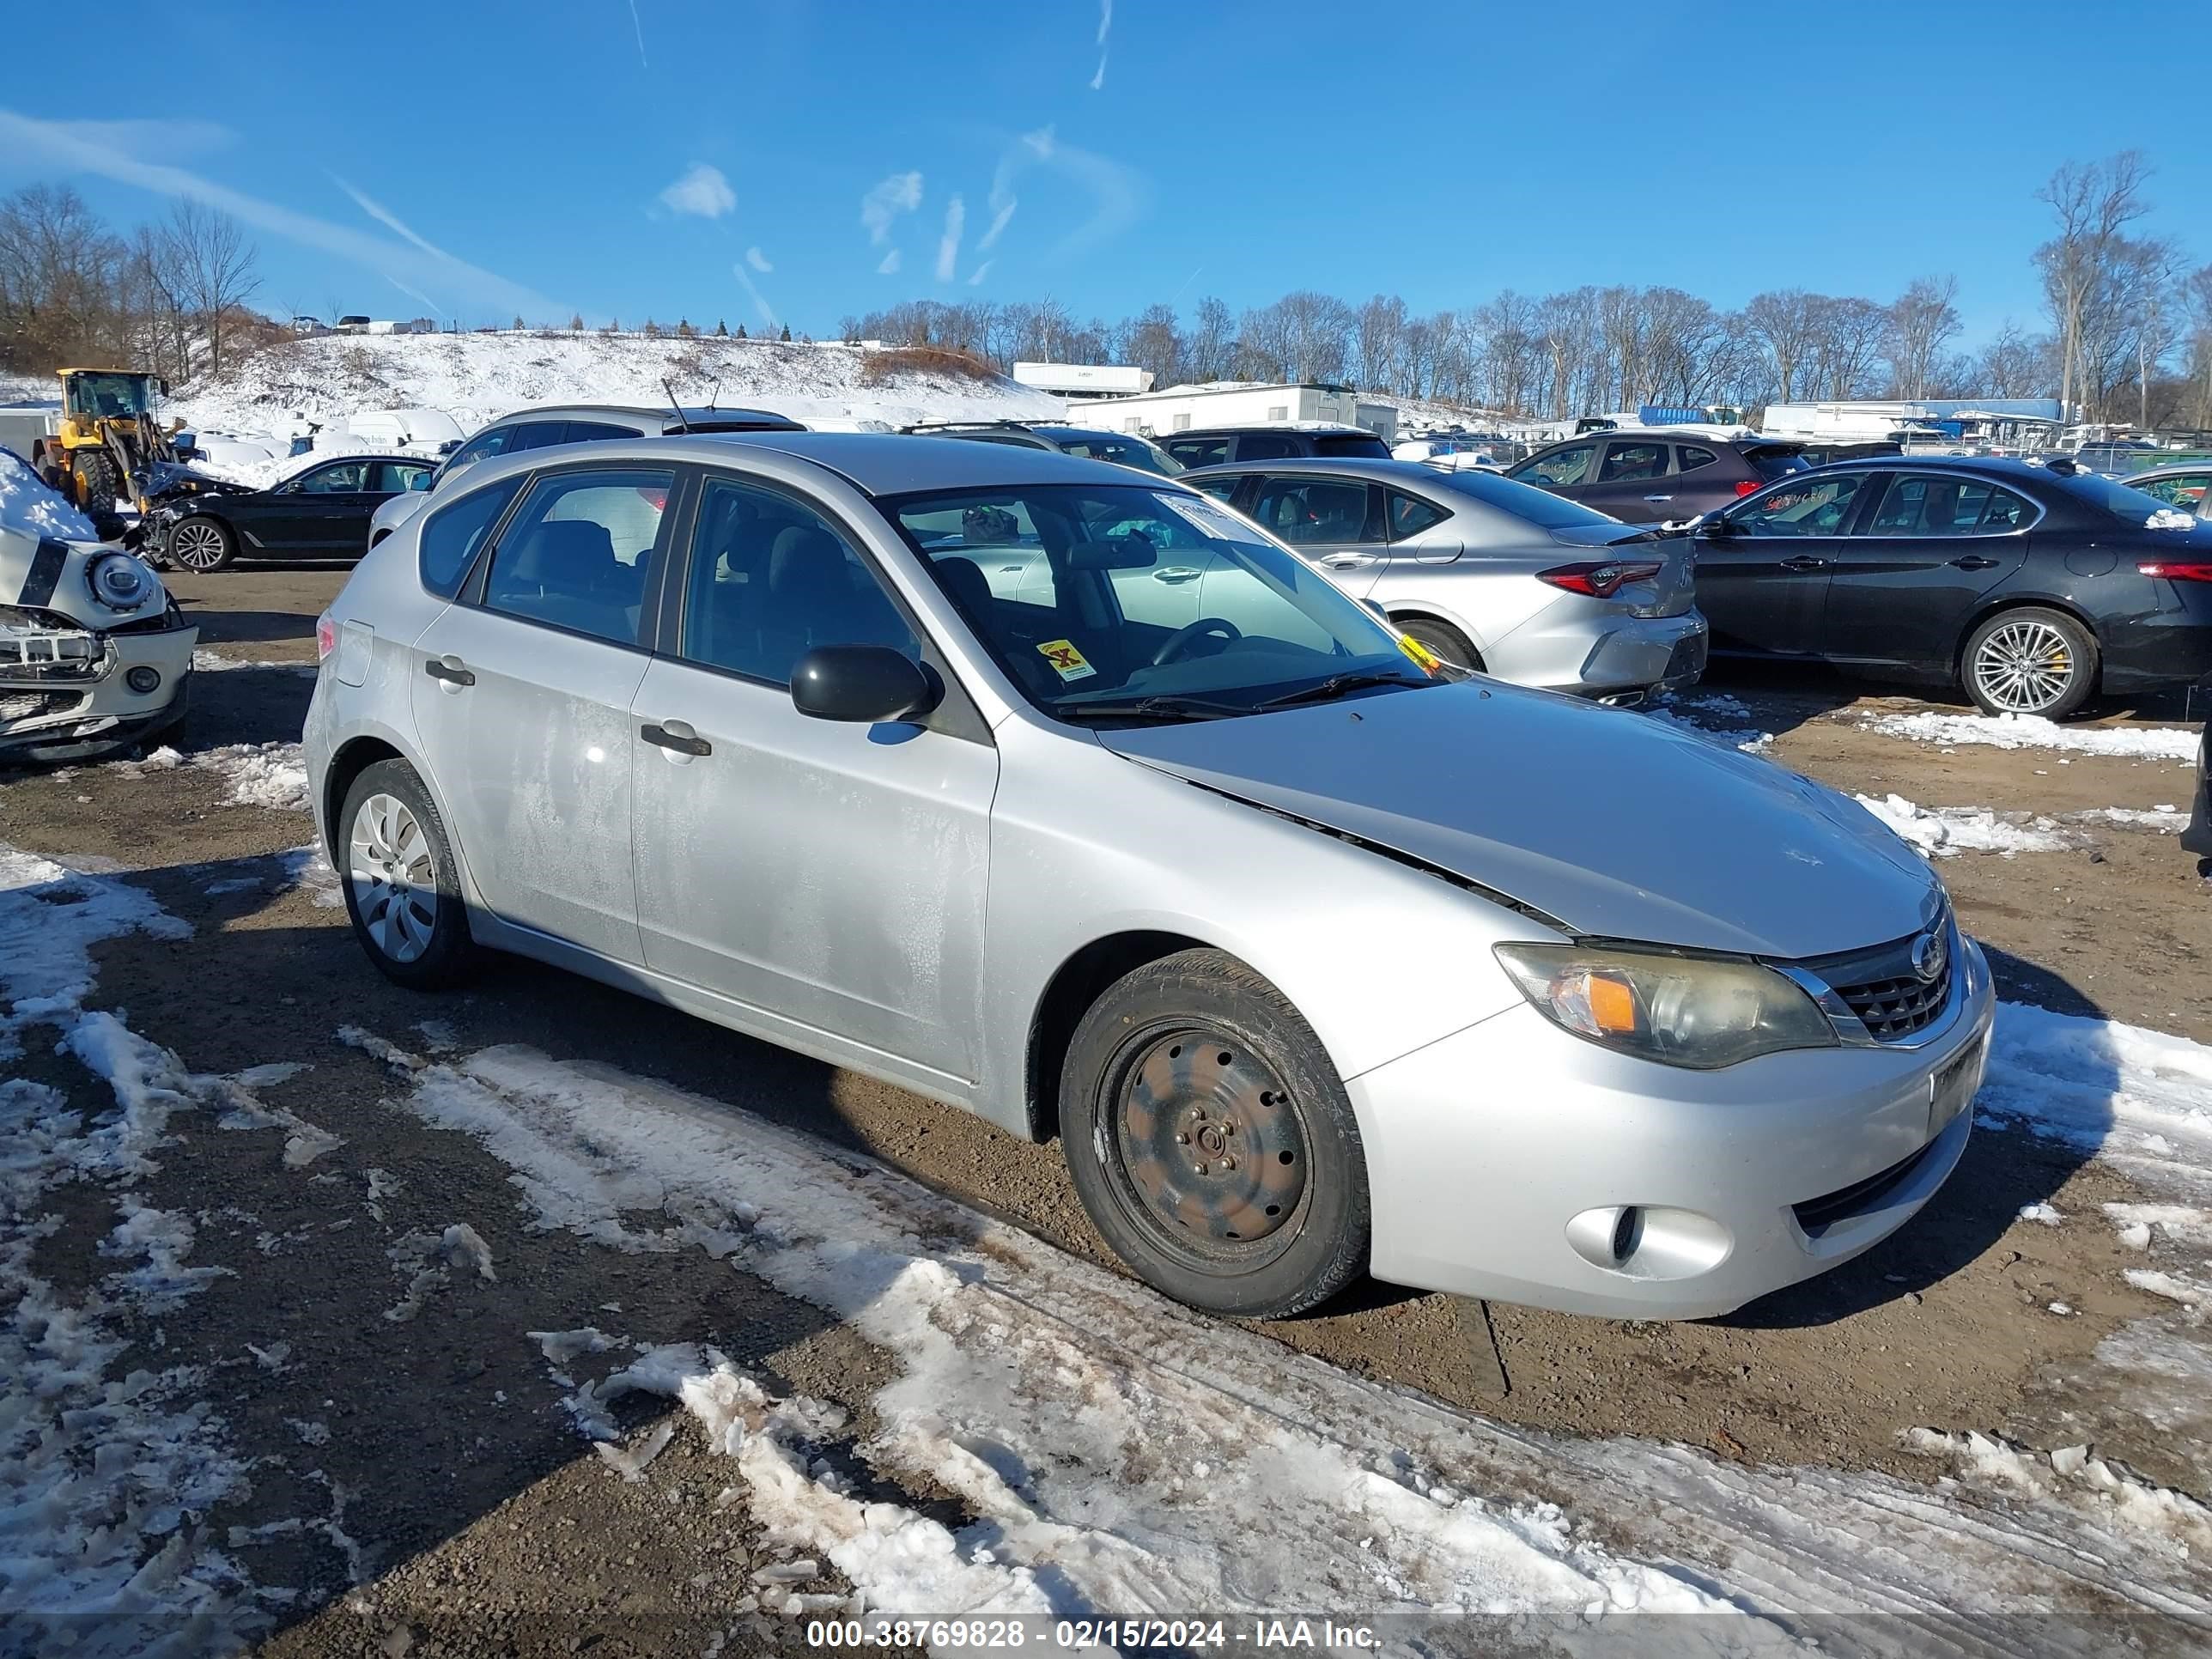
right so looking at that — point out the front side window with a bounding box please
[1725,471,1867,537]
[301,461,368,493]
[681,477,917,685]
[1512,443,1596,488]
[448,424,522,469]
[1053,434,1183,476]
[419,477,525,599]
[480,467,675,644]
[372,461,432,493]
[1599,441,1669,483]
[1389,491,1449,539]
[1188,476,1241,502]
[886,483,1425,724]
[1249,477,1376,545]
[1164,436,1230,469]
[1237,434,1301,462]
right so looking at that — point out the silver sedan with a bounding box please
[1181,457,1707,702]
[305,434,1989,1321]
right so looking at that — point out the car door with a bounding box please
[408,462,679,964]
[628,470,996,1084]
[1692,469,1875,656]
[285,459,386,550]
[1245,474,1388,597]
[1817,474,2035,668]
[1575,439,1676,523]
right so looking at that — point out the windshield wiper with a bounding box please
[1253,671,1430,711]
[1056,695,1252,724]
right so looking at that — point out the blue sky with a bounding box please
[3,1,2206,348]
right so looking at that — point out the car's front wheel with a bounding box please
[167,518,235,572]
[1963,606,2096,719]
[1398,617,1479,672]
[338,759,476,989]
[1060,949,1370,1318]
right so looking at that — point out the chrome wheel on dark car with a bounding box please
[168,520,234,572]
[1964,607,2096,719]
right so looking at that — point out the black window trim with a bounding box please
[659,464,992,745]
[451,459,694,656]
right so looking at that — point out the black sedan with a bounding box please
[1682,455,2212,718]
[148,454,435,571]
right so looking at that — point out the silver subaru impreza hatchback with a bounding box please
[305,434,1992,1321]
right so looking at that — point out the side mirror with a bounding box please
[790,646,939,724]
[1702,514,1738,538]
[1362,598,1391,623]
[408,472,434,491]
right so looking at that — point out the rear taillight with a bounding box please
[2139,562,2212,583]
[315,613,338,659]
[1538,560,1664,599]
[1734,479,1760,497]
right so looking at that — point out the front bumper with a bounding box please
[0,623,198,763]
[1348,933,1994,1319]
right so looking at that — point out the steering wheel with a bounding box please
[1152,617,1242,667]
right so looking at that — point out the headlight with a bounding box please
[88,553,151,611]
[1493,942,1837,1070]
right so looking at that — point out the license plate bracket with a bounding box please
[1929,1038,1984,1138]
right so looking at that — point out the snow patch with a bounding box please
[1853,793,2076,858]
[0,446,99,542]
[1857,710,2198,763]
[115,743,309,812]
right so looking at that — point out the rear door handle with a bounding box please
[1643,494,1674,502]
[1948,556,2001,570]
[1152,566,1201,583]
[1779,556,1829,572]
[1318,553,1375,569]
[641,720,711,757]
[423,655,473,688]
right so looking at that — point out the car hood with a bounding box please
[1097,682,1940,960]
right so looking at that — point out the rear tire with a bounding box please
[337,759,477,990]
[167,517,235,572]
[72,452,118,514]
[1060,949,1370,1319]
[1962,606,2096,719]
[1398,617,1480,672]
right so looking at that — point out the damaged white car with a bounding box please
[2,455,195,763]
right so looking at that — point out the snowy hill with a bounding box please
[167,331,1065,449]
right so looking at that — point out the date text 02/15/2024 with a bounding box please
[803,1617,1382,1650]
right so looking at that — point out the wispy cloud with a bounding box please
[0,112,560,317]
[974,125,1146,266]
[659,163,734,219]
[1091,0,1111,88]
[625,0,649,67]
[860,170,922,246]
[744,246,773,273]
[332,175,448,258]
[385,275,445,319]
[935,195,965,283]
[967,262,994,288]
[732,263,777,329]
[877,249,902,276]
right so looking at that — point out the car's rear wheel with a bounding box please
[338,759,476,989]
[1963,607,2096,719]
[1060,948,1370,1318]
[168,518,235,572]
[1398,617,1480,672]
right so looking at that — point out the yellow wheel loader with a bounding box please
[27,368,181,520]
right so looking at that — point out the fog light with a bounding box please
[125,665,161,694]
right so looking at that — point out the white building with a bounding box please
[1012,362,1153,400]
[1082,381,1397,441]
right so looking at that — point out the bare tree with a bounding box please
[1973,322,2054,398]
[1743,290,1820,403]
[2035,151,2153,417]
[1883,276,1960,401]
[156,200,258,375]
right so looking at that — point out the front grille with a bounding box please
[1803,915,1956,1042]
[1793,1139,1940,1237]
[0,689,86,726]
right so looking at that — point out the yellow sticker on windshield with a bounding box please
[1396,633,1444,676]
[1037,639,1097,682]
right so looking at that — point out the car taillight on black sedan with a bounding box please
[1538,560,1664,599]
[2138,561,2212,583]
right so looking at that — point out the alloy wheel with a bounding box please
[1971,618,2075,714]
[170,521,229,571]
[348,792,438,963]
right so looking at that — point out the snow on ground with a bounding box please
[167,331,1064,454]
[115,742,310,813]
[191,649,318,678]
[318,1017,2212,1650]
[1856,710,2199,764]
[1853,794,2078,858]
[1646,691,1774,753]
[0,447,98,543]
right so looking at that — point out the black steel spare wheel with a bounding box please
[1061,948,1369,1317]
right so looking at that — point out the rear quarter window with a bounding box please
[418,476,526,599]
[1314,434,1391,459]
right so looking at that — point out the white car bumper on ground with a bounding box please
[1352,933,1994,1318]
[1,617,196,763]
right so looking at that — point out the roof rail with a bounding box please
[900,419,1034,434]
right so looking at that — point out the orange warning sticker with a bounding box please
[1036,638,1097,681]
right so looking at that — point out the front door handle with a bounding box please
[1948,556,2001,570]
[1779,556,1829,572]
[1152,566,1201,583]
[423,655,473,688]
[1643,493,1674,502]
[641,720,711,757]
[1318,553,1375,569]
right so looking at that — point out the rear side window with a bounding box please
[1599,441,1668,482]
[481,468,676,644]
[418,477,525,599]
[563,421,637,442]
[501,421,571,453]
[1314,433,1391,459]
[1249,477,1376,544]
[1237,434,1302,462]
[1675,446,1717,474]
[1188,476,1241,501]
[1164,437,1231,469]
[1389,492,1449,539]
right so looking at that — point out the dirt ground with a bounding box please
[6,562,2210,1650]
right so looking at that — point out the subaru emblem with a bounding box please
[1911,929,1948,983]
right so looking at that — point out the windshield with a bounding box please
[884,483,1431,723]
[1048,433,1185,476]
[1434,466,1622,529]
[64,373,155,420]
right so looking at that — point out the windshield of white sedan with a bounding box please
[886,484,1430,720]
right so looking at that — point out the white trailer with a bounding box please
[0,404,59,469]
[1083,381,1396,441]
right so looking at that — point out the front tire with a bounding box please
[72,452,119,514]
[1398,617,1480,672]
[1060,949,1370,1318]
[1963,606,2096,719]
[167,517,235,572]
[338,759,477,990]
